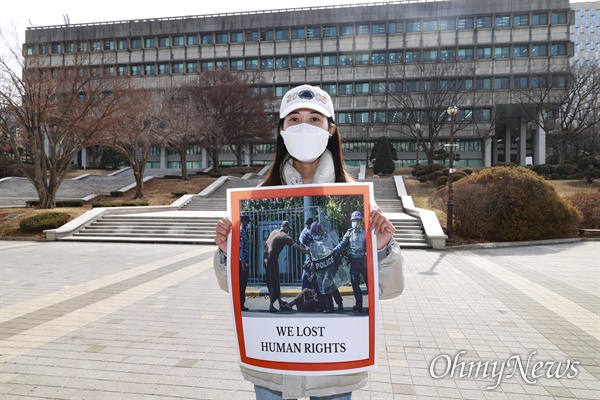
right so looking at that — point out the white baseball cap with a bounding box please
[279,84,334,121]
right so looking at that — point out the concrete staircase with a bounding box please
[58,175,432,248]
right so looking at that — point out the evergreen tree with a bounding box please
[373,136,396,175]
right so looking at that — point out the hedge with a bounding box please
[19,212,71,232]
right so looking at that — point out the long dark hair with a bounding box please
[261,118,352,186]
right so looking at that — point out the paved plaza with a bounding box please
[0,240,598,399]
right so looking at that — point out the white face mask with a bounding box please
[280,123,330,163]
[351,221,358,229]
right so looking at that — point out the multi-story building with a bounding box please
[570,1,600,62]
[24,0,574,170]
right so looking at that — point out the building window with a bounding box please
[531,76,548,88]
[275,86,289,97]
[389,21,403,33]
[144,64,156,75]
[131,65,142,76]
[388,110,403,123]
[514,76,528,88]
[514,14,530,26]
[216,33,228,44]
[51,43,62,53]
[144,38,155,48]
[201,61,214,71]
[275,29,289,40]
[406,20,421,32]
[355,53,370,65]
[91,41,101,51]
[322,26,337,38]
[440,49,456,61]
[477,16,492,29]
[441,18,456,30]
[371,23,386,34]
[215,60,227,70]
[495,16,511,28]
[200,34,212,45]
[291,56,305,68]
[103,40,114,51]
[173,63,183,74]
[64,42,74,53]
[388,52,403,63]
[423,19,438,31]
[423,50,438,61]
[117,66,128,76]
[405,50,421,63]
[531,44,548,56]
[476,47,492,59]
[340,25,354,36]
[291,28,305,39]
[321,84,337,95]
[458,48,473,60]
[117,39,128,50]
[230,60,243,70]
[77,42,88,52]
[245,59,259,70]
[372,52,386,64]
[231,32,243,43]
[104,66,115,76]
[173,36,184,46]
[371,82,386,93]
[323,55,337,66]
[275,57,289,69]
[533,13,549,25]
[38,44,49,54]
[513,45,529,57]
[494,46,510,58]
[357,24,370,35]
[494,77,510,89]
[158,63,170,74]
[158,37,170,47]
[26,45,35,55]
[458,17,474,29]
[552,11,567,24]
[261,30,274,41]
[337,112,353,124]
[406,81,420,92]
[339,84,353,95]
[373,111,386,123]
[187,62,198,73]
[551,43,567,55]
[261,58,274,69]
[355,112,370,123]
[131,38,142,49]
[306,27,321,39]
[355,83,370,94]
[307,56,321,67]
[246,31,259,42]
[339,54,353,66]
[476,78,492,90]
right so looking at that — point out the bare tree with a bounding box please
[0,45,130,208]
[185,71,271,174]
[515,60,600,164]
[386,59,479,165]
[109,88,168,199]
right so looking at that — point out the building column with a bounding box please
[504,125,511,163]
[534,110,546,165]
[519,118,527,166]
[160,146,167,169]
[80,148,88,168]
[202,148,208,168]
[484,137,492,167]
[492,135,499,165]
[244,145,251,166]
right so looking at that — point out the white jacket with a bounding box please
[213,234,404,399]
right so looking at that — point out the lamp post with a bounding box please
[414,121,421,166]
[446,105,459,239]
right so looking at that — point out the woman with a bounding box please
[214,84,405,400]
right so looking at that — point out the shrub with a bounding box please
[444,166,580,241]
[415,169,428,178]
[550,173,562,180]
[373,136,396,175]
[26,200,84,208]
[463,169,473,175]
[537,164,555,177]
[418,175,428,183]
[110,191,124,197]
[412,164,428,176]
[577,156,600,184]
[435,176,447,187]
[556,164,574,176]
[567,192,600,229]
[19,212,70,232]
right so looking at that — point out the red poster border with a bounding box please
[228,183,376,373]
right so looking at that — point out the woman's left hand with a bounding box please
[369,206,395,250]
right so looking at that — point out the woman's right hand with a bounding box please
[215,217,232,254]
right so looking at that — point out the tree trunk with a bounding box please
[180,151,189,180]
[133,170,144,199]
[211,149,220,175]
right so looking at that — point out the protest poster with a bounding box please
[226,183,379,375]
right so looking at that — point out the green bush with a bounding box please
[435,176,447,187]
[537,164,556,177]
[19,212,71,232]
[25,200,84,208]
[556,164,574,176]
[412,164,428,176]
[373,136,396,175]
[110,191,124,197]
[567,192,600,228]
[463,169,473,175]
[444,166,581,241]
[415,169,428,178]
[418,175,428,183]
[550,173,562,180]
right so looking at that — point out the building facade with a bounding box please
[24,0,574,169]
[570,1,600,62]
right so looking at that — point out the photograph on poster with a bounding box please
[227,183,379,375]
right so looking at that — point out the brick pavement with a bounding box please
[0,240,598,399]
